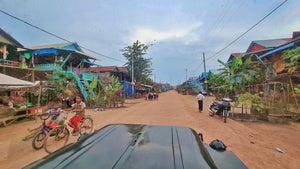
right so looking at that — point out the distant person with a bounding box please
[7,97,15,116]
[197,91,204,112]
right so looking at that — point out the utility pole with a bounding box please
[131,55,134,97]
[203,52,207,92]
[185,68,187,82]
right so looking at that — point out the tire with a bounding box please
[44,126,69,154]
[32,131,47,150]
[79,117,93,135]
[209,107,215,117]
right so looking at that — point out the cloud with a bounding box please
[128,22,202,45]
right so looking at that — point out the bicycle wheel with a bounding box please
[79,117,93,135]
[32,131,47,150]
[44,126,69,154]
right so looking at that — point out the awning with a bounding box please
[74,51,101,61]
[142,84,152,88]
[83,60,102,67]
[257,42,295,60]
[0,73,39,90]
[0,73,36,86]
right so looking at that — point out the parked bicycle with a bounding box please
[32,113,52,150]
[44,110,93,153]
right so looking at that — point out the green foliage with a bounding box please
[87,76,124,108]
[237,92,261,107]
[294,88,300,96]
[237,92,264,113]
[121,40,152,82]
[89,75,98,90]
[45,71,75,100]
[283,46,300,72]
[217,56,262,94]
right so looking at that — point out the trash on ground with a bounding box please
[276,147,284,153]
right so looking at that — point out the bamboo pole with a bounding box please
[289,76,300,112]
[282,83,286,103]
[273,83,276,106]
[36,83,42,122]
[26,91,29,116]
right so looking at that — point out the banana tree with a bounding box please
[283,46,300,72]
[217,56,260,94]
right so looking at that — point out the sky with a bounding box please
[1,0,300,85]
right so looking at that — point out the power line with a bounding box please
[190,0,241,74]
[192,0,288,75]
[0,9,123,62]
[206,0,288,62]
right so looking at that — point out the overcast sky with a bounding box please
[1,0,300,85]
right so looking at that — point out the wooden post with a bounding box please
[3,45,7,74]
[273,83,276,106]
[26,91,29,116]
[289,76,300,112]
[282,83,286,103]
[203,52,207,92]
[3,45,7,59]
[36,83,42,113]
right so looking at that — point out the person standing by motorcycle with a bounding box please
[197,91,204,112]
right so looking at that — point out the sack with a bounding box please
[209,139,226,151]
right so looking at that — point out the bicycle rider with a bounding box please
[64,95,86,136]
[45,102,62,129]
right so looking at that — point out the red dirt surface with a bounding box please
[1,90,300,168]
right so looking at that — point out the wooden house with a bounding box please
[89,66,130,82]
[17,42,101,100]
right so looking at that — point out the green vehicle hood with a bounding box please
[24,124,247,169]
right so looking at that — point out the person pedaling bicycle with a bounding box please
[64,95,86,136]
[45,102,62,129]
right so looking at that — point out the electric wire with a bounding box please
[0,9,123,62]
[206,0,288,62]
[191,0,288,75]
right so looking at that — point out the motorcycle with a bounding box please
[207,98,232,123]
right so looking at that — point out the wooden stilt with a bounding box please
[289,76,300,112]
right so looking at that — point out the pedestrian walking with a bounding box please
[197,91,204,112]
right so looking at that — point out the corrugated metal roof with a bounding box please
[74,50,101,61]
[0,28,24,47]
[257,42,295,59]
[254,38,292,48]
[89,66,117,72]
[17,42,101,61]
[18,42,71,51]
[118,67,128,72]
[0,73,36,87]
[231,53,243,58]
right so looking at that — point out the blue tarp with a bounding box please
[84,60,102,67]
[32,48,58,55]
[121,82,135,97]
[257,42,294,60]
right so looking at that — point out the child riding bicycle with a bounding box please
[45,102,62,129]
[64,95,86,136]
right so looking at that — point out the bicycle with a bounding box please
[31,113,52,150]
[43,111,93,153]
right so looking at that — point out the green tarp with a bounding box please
[24,53,31,59]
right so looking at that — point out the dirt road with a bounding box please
[1,90,300,168]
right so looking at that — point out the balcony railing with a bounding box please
[34,64,56,71]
